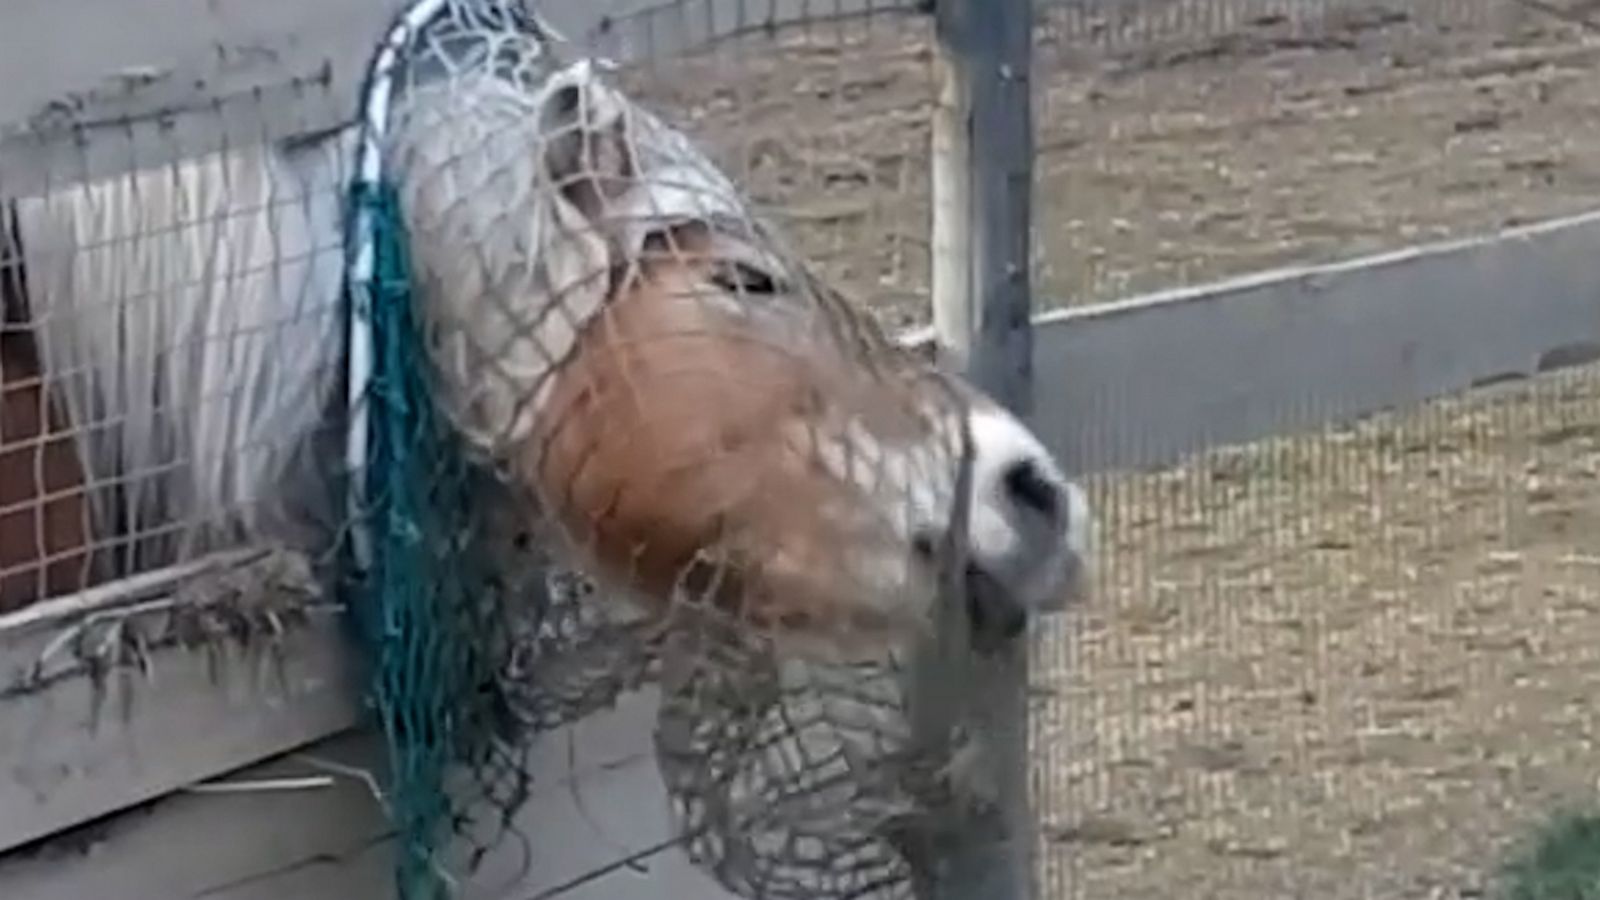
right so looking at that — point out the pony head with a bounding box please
[394,57,1093,654]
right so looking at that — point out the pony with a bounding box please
[1,10,1092,659]
[384,49,1093,656]
[0,131,351,606]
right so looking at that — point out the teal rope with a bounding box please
[349,178,508,899]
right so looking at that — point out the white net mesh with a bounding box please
[381,0,969,656]
[358,0,1086,895]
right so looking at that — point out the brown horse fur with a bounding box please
[0,219,92,614]
[523,221,962,652]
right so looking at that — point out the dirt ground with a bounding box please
[1037,361,1600,899]
[626,0,1600,323]
[624,4,1600,897]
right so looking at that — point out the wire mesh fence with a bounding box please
[1041,362,1600,899]
[1026,1,1600,898]
[349,1,1079,896]
[4,0,1600,898]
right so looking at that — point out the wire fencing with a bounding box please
[1027,1,1600,898]
[0,53,352,671]
[5,1,1600,898]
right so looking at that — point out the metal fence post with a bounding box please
[930,0,1035,409]
[916,0,1037,897]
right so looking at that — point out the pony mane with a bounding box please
[12,133,350,574]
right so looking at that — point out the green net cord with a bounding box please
[347,178,529,899]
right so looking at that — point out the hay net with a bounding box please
[352,0,992,896]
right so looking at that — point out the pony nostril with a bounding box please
[911,532,937,560]
[1003,459,1060,521]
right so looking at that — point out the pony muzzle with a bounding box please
[964,560,1029,641]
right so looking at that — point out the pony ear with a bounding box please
[541,72,636,224]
